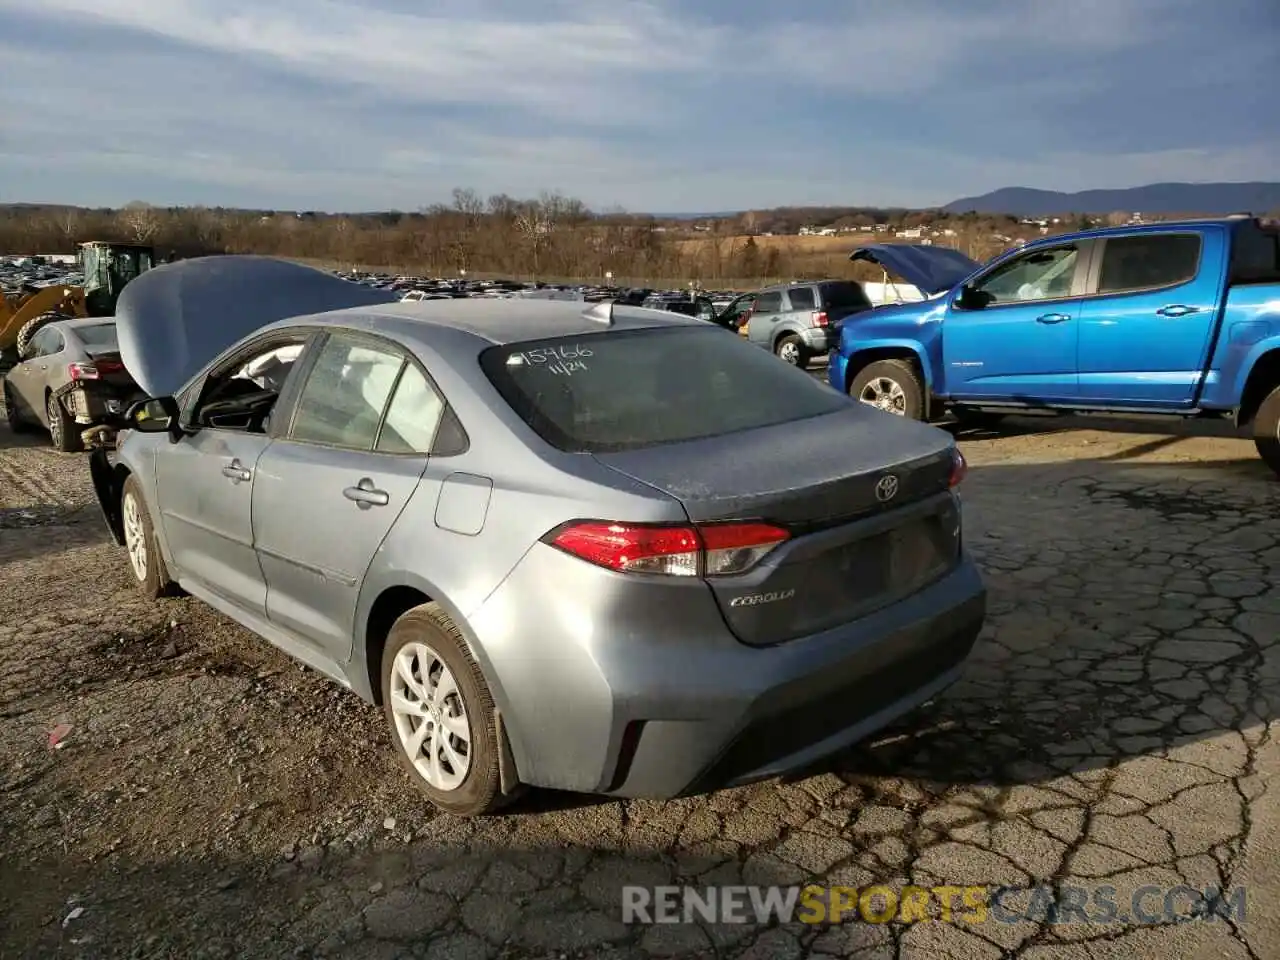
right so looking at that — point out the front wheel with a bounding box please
[121,475,178,598]
[1253,383,1280,479]
[849,359,925,420]
[382,604,511,816]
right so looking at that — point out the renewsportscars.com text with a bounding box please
[621,884,1247,926]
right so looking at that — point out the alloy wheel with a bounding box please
[389,641,472,791]
[858,377,907,415]
[122,490,149,582]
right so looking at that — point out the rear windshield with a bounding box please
[479,326,847,453]
[75,323,118,350]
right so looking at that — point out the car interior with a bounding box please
[191,341,307,433]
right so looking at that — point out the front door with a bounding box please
[154,429,272,615]
[252,332,444,662]
[1076,231,1223,406]
[943,240,1089,402]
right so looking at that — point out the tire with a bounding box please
[3,381,34,433]
[16,310,72,359]
[46,392,83,453]
[774,333,807,367]
[1253,383,1280,479]
[849,359,926,420]
[120,474,178,599]
[381,603,510,816]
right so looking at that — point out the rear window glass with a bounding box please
[820,281,873,310]
[75,323,118,349]
[479,327,847,453]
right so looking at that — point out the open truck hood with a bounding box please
[114,255,400,397]
[850,244,982,296]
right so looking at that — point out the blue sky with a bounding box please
[0,0,1276,212]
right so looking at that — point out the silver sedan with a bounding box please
[91,256,986,816]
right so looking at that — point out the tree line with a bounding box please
[0,190,1123,286]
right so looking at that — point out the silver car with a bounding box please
[90,257,986,816]
[4,318,143,451]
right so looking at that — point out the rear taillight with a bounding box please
[812,311,829,327]
[949,448,967,487]
[67,362,99,380]
[547,520,790,577]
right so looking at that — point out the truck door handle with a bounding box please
[343,478,389,508]
[1035,313,1072,324]
[1157,304,1201,317]
[221,459,251,482]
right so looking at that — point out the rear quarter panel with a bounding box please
[1199,283,1280,409]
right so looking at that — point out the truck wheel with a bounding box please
[46,393,83,453]
[1253,384,1280,479]
[774,334,807,367]
[16,310,72,358]
[850,360,925,419]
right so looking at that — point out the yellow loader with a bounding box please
[1,241,155,374]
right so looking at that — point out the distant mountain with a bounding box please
[944,182,1280,217]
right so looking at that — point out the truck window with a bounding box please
[970,244,1079,304]
[786,287,816,310]
[1097,234,1201,293]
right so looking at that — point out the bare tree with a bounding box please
[118,201,162,243]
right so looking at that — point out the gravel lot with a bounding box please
[2,391,1278,960]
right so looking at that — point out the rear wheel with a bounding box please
[46,393,82,453]
[774,334,807,367]
[849,359,925,420]
[382,603,511,816]
[1253,383,1280,479]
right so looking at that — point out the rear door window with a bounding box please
[480,327,847,453]
[753,291,784,314]
[1096,234,1202,293]
[819,281,873,310]
[288,335,404,450]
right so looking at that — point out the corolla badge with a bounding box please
[728,588,796,607]
[875,474,900,502]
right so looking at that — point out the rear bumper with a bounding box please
[800,327,831,352]
[55,381,143,425]
[469,547,986,798]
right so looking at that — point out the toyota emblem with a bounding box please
[875,474,900,502]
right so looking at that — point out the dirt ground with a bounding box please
[2,393,1279,960]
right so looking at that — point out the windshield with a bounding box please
[74,323,118,350]
[479,326,847,453]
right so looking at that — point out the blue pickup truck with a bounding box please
[828,216,1280,477]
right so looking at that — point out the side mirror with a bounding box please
[955,284,989,310]
[126,396,183,440]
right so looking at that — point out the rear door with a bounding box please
[252,331,441,662]
[942,240,1089,401]
[8,327,58,418]
[1075,230,1222,406]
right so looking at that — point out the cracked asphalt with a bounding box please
[2,405,1278,960]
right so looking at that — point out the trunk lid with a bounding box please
[82,350,136,389]
[593,407,962,646]
[850,244,982,296]
[114,256,400,397]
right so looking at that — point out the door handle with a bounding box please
[1157,304,1201,317]
[220,459,251,482]
[1035,313,1072,324]
[343,477,389,508]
